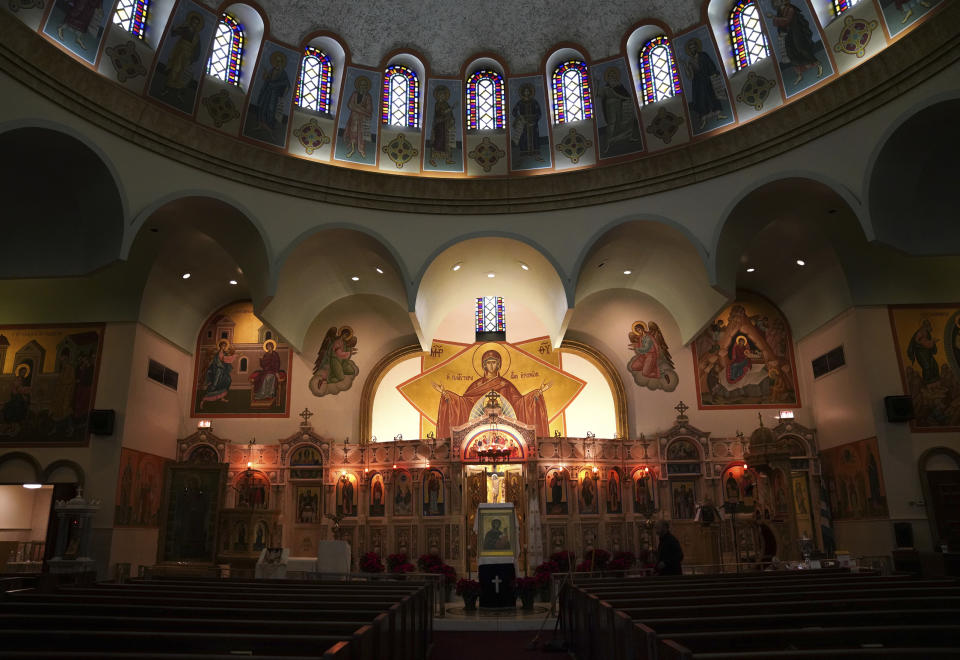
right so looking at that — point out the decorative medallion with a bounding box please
[468,137,505,172]
[555,128,592,164]
[293,118,331,155]
[381,134,418,168]
[834,15,879,59]
[8,0,44,11]
[736,71,776,111]
[646,107,683,145]
[105,41,146,83]
[202,90,239,129]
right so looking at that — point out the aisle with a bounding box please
[430,630,570,659]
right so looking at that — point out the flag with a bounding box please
[818,475,836,555]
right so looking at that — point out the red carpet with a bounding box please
[430,630,568,659]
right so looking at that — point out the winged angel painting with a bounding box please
[628,320,678,391]
[309,326,359,396]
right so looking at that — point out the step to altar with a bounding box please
[435,602,556,630]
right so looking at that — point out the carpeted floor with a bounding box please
[430,630,571,659]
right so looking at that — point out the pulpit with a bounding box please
[474,503,518,608]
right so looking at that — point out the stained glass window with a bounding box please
[207,14,243,86]
[466,70,505,131]
[475,297,505,333]
[112,0,149,39]
[294,47,333,114]
[551,60,593,124]
[639,36,682,105]
[381,65,420,127]
[833,0,860,14]
[729,0,769,71]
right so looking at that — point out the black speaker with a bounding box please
[884,395,914,422]
[89,409,115,435]
[894,522,914,548]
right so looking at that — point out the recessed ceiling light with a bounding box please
[181,273,191,279]
[452,262,462,271]
[487,272,495,278]
[746,267,756,273]
[623,270,632,275]
[375,267,384,274]
[228,279,238,285]
[520,262,529,271]
[22,483,41,489]
[351,276,360,281]
[796,259,806,266]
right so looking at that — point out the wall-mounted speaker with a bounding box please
[884,395,914,423]
[89,409,115,435]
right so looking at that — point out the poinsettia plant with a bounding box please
[455,578,481,596]
[608,551,636,571]
[575,548,611,572]
[417,553,457,585]
[549,550,575,572]
[514,576,542,595]
[359,551,385,573]
[387,553,414,573]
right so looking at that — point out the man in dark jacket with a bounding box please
[655,520,684,575]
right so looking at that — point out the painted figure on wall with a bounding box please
[767,0,823,85]
[54,0,101,53]
[200,340,235,408]
[511,83,543,161]
[880,0,938,35]
[310,327,359,396]
[429,85,455,167]
[725,472,740,502]
[369,473,385,516]
[296,488,319,523]
[155,10,208,108]
[336,474,356,517]
[547,469,568,515]
[394,471,413,516]
[820,437,888,520]
[344,76,373,159]
[890,306,960,430]
[692,295,799,408]
[115,448,168,526]
[634,470,654,513]
[595,64,642,157]
[628,320,678,391]
[250,339,286,404]
[606,470,621,514]
[682,38,728,131]
[243,48,294,146]
[4,364,31,424]
[290,445,322,479]
[423,469,444,516]
[579,471,599,514]
[433,349,551,438]
[672,481,696,519]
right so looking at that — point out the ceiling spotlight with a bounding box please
[796,259,806,266]
[375,267,384,274]
[519,262,529,271]
[228,279,238,285]
[452,262,462,271]
[746,267,756,273]
[487,272,495,278]
[22,483,42,489]
[351,276,360,281]
[181,273,191,279]
[623,270,632,275]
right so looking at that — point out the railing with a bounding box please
[4,541,45,573]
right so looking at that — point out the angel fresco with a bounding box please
[309,326,358,396]
[628,321,678,391]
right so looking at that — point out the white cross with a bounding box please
[491,575,502,593]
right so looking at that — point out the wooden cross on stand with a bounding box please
[299,408,314,426]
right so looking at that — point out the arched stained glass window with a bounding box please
[207,14,243,86]
[551,60,593,124]
[639,36,682,105]
[729,0,769,71]
[295,47,333,114]
[112,0,149,40]
[833,0,860,15]
[466,70,505,131]
[381,65,420,128]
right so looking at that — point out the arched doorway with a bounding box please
[919,448,960,551]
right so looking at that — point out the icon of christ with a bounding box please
[432,349,551,439]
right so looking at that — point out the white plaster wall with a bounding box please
[0,485,52,541]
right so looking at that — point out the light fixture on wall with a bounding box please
[623,270,632,275]
[796,259,806,266]
[451,262,462,271]
[778,410,794,420]
[181,273,191,279]
[519,262,529,271]
[351,276,360,281]
[375,267,384,274]
[22,483,41,489]
[197,419,212,429]
[746,267,756,273]
[487,272,495,278]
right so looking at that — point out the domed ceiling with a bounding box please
[260,0,701,73]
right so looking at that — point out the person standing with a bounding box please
[655,520,684,575]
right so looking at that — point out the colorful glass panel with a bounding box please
[551,60,593,124]
[639,36,682,105]
[730,0,769,71]
[833,0,860,14]
[475,296,505,333]
[207,14,243,86]
[294,47,333,114]
[381,65,420,127]
[466,70,505,131]
[112,0,149,39]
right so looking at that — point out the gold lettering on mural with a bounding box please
[510,371,540,379]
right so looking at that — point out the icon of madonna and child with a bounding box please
[432,348,552,439]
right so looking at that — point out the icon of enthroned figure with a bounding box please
[432,349,551,438]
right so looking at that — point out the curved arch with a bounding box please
[560,339,628,440]
[709,172,871,293]
[359,344,424,443]
[42,459,86,486]
[0,452,43,483]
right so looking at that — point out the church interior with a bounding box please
[0,0,959,656]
